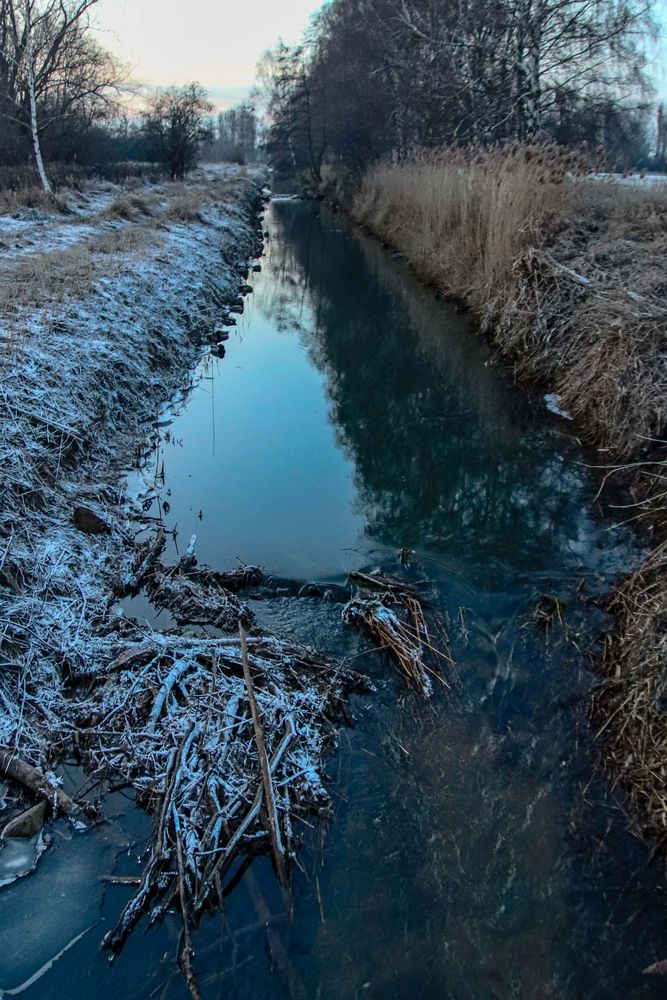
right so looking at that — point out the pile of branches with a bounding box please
[342,570,452,697]
[0,182,261,762]
[146,557,264,630]
[67,625,368,994]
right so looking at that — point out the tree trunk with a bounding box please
[25,5,52,195]
[514,0,542,139]
[524,0,543,136]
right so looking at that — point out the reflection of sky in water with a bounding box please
[151,201,633,591]
[148,270,366,580]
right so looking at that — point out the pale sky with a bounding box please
[94,0,665,108]
[93,0,325,107]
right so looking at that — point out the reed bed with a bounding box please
[354,146,667,851]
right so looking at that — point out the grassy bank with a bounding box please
[353,147,667,848]
[0,166,264,763]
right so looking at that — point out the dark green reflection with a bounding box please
[261,202,618,586]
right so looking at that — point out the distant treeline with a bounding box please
[261,0,664,184]
[0,1,258,190]
[0,99,259,185]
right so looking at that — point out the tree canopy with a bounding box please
[261,0,659,182]
[142,83,213,180]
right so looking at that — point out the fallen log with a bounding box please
[0,748,82,818]
[348,569,422,599]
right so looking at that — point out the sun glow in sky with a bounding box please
[95,0,666,108]
[94,0,324,106]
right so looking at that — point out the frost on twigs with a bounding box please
[0,171,374,989]
[71,628,369,958]
[0,173,261,766]
[146,562,264,629]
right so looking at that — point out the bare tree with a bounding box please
[395,0,657,138]
[143,84,213,180]
[0,0,122,188]
[22,1,49,190]
[262,0,658,179]
[657,103,667,165]
[216,103,258,163]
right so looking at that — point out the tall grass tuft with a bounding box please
[353,145,572,313]
[353,145,667,459]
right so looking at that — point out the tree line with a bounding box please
[261,0,661,184]
[0,0,259,190]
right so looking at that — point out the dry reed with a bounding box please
[354,145,667,852]
[342,570,453,696]
[101,193,157,220]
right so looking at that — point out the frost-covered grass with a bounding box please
[0,167,379,985]
[0,167,263,761]
[0,169,367,965]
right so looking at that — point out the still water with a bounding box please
[2,201,666,999]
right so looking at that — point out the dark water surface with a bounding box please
[3,202,667,999]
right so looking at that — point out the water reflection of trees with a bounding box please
[257,202,601,572]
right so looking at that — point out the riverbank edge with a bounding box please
[348,153,667,856]
[0,174,265,766]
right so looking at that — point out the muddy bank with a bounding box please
[352,150,667,857]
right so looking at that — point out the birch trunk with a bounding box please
[24,3,52,195]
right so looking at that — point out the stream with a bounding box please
[2,200,667,999]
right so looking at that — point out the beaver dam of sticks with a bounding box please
[3,537,450,996]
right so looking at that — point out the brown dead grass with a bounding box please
[493,182,667,458]
[163,191,208,223]
[354,145,569,308]
[0,184,67,215]
[354,145,667,853]
[354,149,667,460]
[0,244,97,314]
[0,228,159,318]
[101,193,157,221]
[161,172,249,223]
[593,539,667,846]
[0,169,255,324]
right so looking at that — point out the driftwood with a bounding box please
[147,563,257,630]
[1,800,47,839]
[239,623,287,886]
[348,569,423,600]
[80,628,368,996]
[124,528,166,592]
[110,643,156,672]
[0,747,82,818]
